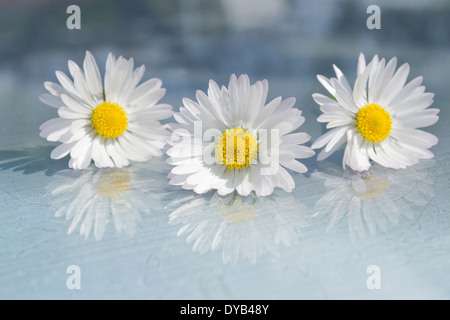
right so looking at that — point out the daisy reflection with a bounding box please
[313,160,435,240]
[169,190,307,264]
[49,162,168,240]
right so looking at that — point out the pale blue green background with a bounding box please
[0,0,449,299]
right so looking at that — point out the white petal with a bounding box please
[73,143,93,170]
[172,164,205,175]
[44,81,66,96]
[117,133,154,161]
[280,159,307,173]
[325,126,349,152]
[50,142,76,159]
[388,76,423,107]
[391,128,438,149]
[70,119,91,134]
[185,167,213,186]
[91,138,116,168]
[312,126,349,149]
[61,125,92,144]
[235,172,253,196]
[367,144,392,168]
[281,132,311,145]
[332,79,358,113]
[379,140,415,167]
[353,59,372,107]
[70,132,94,159]
[333,64,352,95]
[273,166,295,192]
[317,133,346,161]
[39,117,70,131]
[61,94,92,113]
[194,91,227,129]
[398,113,439,128]
[39,94,63,108]
[55,70,79,99]
[380,63,410,106]
[370,57,397,104]
[58,106,89,119]
[317,112,352,125]
[289,145,315,159]
[83,51,103,97]
[317,75,336,96]
[68,60,96,106]
[344,131,370,171]
[319,103,345,113]
[251,97,282,129]
[357,53,366,75]
[128,79,163,105]
[390,92,433,115]
[104,53,115,97]
[312,93,337,106]
[40,118,72,141]
[105,139,129,168]
[228,74,241,121]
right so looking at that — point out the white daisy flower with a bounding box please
[312,160,435,241]
[167,74,315,197]
[311,53,439,172]
[39,51,173,169]
[169,191,306,264]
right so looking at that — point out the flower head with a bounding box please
[167,74,314,197]
[39,51,173,169]
[311,53,439,172]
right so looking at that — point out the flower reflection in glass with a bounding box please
[49,162,168,240]
[313,160,435,241]
[169,190,307,264]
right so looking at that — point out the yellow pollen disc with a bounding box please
[356,174,389,200]
[217,193,257,224]
[356,103,392,143]
[216,127,258,169]
[96,169,131,198]
[91,101,128,139]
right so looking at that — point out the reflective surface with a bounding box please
[1,0,449,299]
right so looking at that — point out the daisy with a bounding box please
[312,160,435,241]
[167,74,315,196]
[169,190,306,264]
[39,51,172,169]
[311,53,439,172]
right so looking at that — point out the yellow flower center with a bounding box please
[91,101,128,139]
[355,174,389,200]
[216,127,258,169]
[217,193,257,224]
[356,103,392,143]
[96,169,131,198]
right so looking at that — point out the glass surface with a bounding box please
[0,0,449,299]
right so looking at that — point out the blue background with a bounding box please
[0,0,449,299]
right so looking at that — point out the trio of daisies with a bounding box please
[39,51,439,197]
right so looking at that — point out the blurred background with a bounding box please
[0,0,449,299]
[1,0,449,142]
